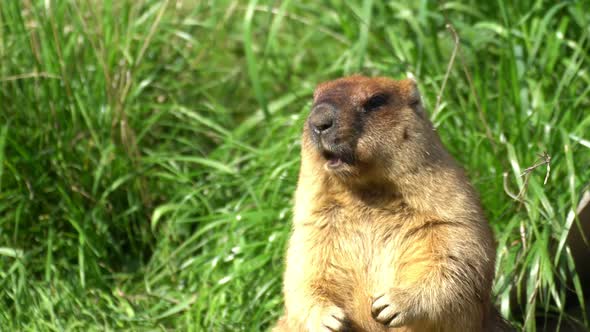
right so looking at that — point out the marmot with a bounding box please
[274,76,512,332]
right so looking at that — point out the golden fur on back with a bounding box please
[274,76,511,332]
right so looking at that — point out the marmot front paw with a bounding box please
[371,290,414,328]
[309,305,351,332]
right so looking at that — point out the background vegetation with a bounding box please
[1,0,589,331]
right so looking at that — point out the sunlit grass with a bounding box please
[1,1,589,330]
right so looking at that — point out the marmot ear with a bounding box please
[402,77,421,105]
[401,77,427,118]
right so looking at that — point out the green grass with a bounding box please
[1,0,589,331]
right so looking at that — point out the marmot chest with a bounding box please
[305,203,406,280]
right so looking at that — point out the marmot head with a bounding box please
[303,75,445,185]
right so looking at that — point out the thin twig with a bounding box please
[504,151,552,203]
[434,24,459,116]
[454,33,497,151]
[435,23,497,151]
[516,152,551,198]
[516,172,532,201]
[503,172,522,202]
[503,171,527,250]
[504,152,552,251]
[520,151,551,183]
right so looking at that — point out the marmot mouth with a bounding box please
[326,156,343,168]
[322,149,353,169]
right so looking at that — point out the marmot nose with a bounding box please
[309,103,336,135]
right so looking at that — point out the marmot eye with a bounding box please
[363,94,389,111]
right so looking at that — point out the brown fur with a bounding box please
[273,76,511,332]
